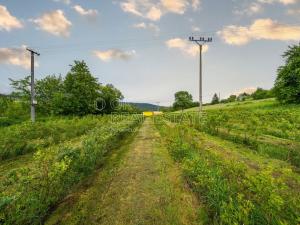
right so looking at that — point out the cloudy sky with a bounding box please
[0,0,300,105]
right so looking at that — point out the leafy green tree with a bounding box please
[9,76,31,101]
[237,92,250,101]
[62,61,101,115]
[116,103,140,114]
[251,88,273,100]
[0,95,11,115]
[35,75,64,115]
[227,95,237,102]
[211,93,219,105]
[97,84,124,114]
[173,91,193,111]
[274,44,300,103]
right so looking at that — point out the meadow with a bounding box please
[155,98,300,224]
[0,114,143,224]
[0,99,299,225]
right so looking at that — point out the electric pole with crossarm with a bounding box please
[189,36,212,113]
[26,48,40,123]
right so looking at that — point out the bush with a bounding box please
[155,118,300,224]
[0,116,142,224]
[274,44,300,104]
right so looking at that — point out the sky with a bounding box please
[0,0,300,105]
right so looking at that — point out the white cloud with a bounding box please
[234,0,297,16]
[53,0,71,5]
[73,5,98,18]
[191,0,200,10]
[146,6,162,21]
[218,18,300,45]
[93,49,136,62]
[287,8,300,15]
[166,38,208,56]
[32,10,72,37]
[120,0,200,21]
[121,1,143,17]
[232,87,257,96]
[161,0,188,14]
[191,25,200,32]
[133,22,147,28]
[0,5,23,31]
[0,45,36,69]
[258,0,297,5]
[133,22,160,34]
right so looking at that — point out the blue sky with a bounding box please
[0,0,300,105]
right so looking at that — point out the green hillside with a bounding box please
[181,98,279,112]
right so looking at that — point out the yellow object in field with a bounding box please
[143,112,154,117]
[143,111,163,117]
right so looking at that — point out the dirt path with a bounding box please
[45,118,203,225]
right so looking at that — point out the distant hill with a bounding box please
[126,103,160,111]
[0,93,11,98]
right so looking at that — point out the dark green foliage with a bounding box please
[173,91,193,111]
[62,61,101,115]
[9,76,31,101]
[116,103,141,114]
[251,88,274,100]
[211,93,219,105]
[35,75,64,115]
[274,43,300,103]
[237,92,251,101]
[5,61,124,117]
[227,95,237,102]
[97,84,124,114]
[126,103,162,112]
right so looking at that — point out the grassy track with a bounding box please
[45,118,204,225]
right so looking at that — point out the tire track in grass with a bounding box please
[45,118,204,225]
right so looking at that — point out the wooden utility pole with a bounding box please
[26,48,40,122]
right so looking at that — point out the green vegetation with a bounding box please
[211,93,219,105]
[1,43,299,225]
[3,61,132,124]
[155,115,300,224]
[274,43,300,104]
[45,119,203,225]
[173,91,194,111]
[0,116,107,160]
[169,99,300,167]
[251,88,274,100]
[0,115,142,225]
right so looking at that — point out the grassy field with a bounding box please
[160,98,300,224]
[171,99,300,167]
[1,99,299,225]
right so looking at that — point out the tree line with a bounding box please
[172,43,300,111]
[1,61,139,122]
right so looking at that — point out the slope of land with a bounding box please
[45,118,204,225]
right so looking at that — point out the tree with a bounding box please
[251,88,273,100]
[97,84,124,114]
[274,44,300,104]
[237,92,250,101]
[62,61,101,115]
[35,75,64,115]
[173,91,193,111]
[9,76,31,101]
[211,93,219,105]
[228,95,237,102]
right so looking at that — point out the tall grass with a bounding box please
[155,117,300,225]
